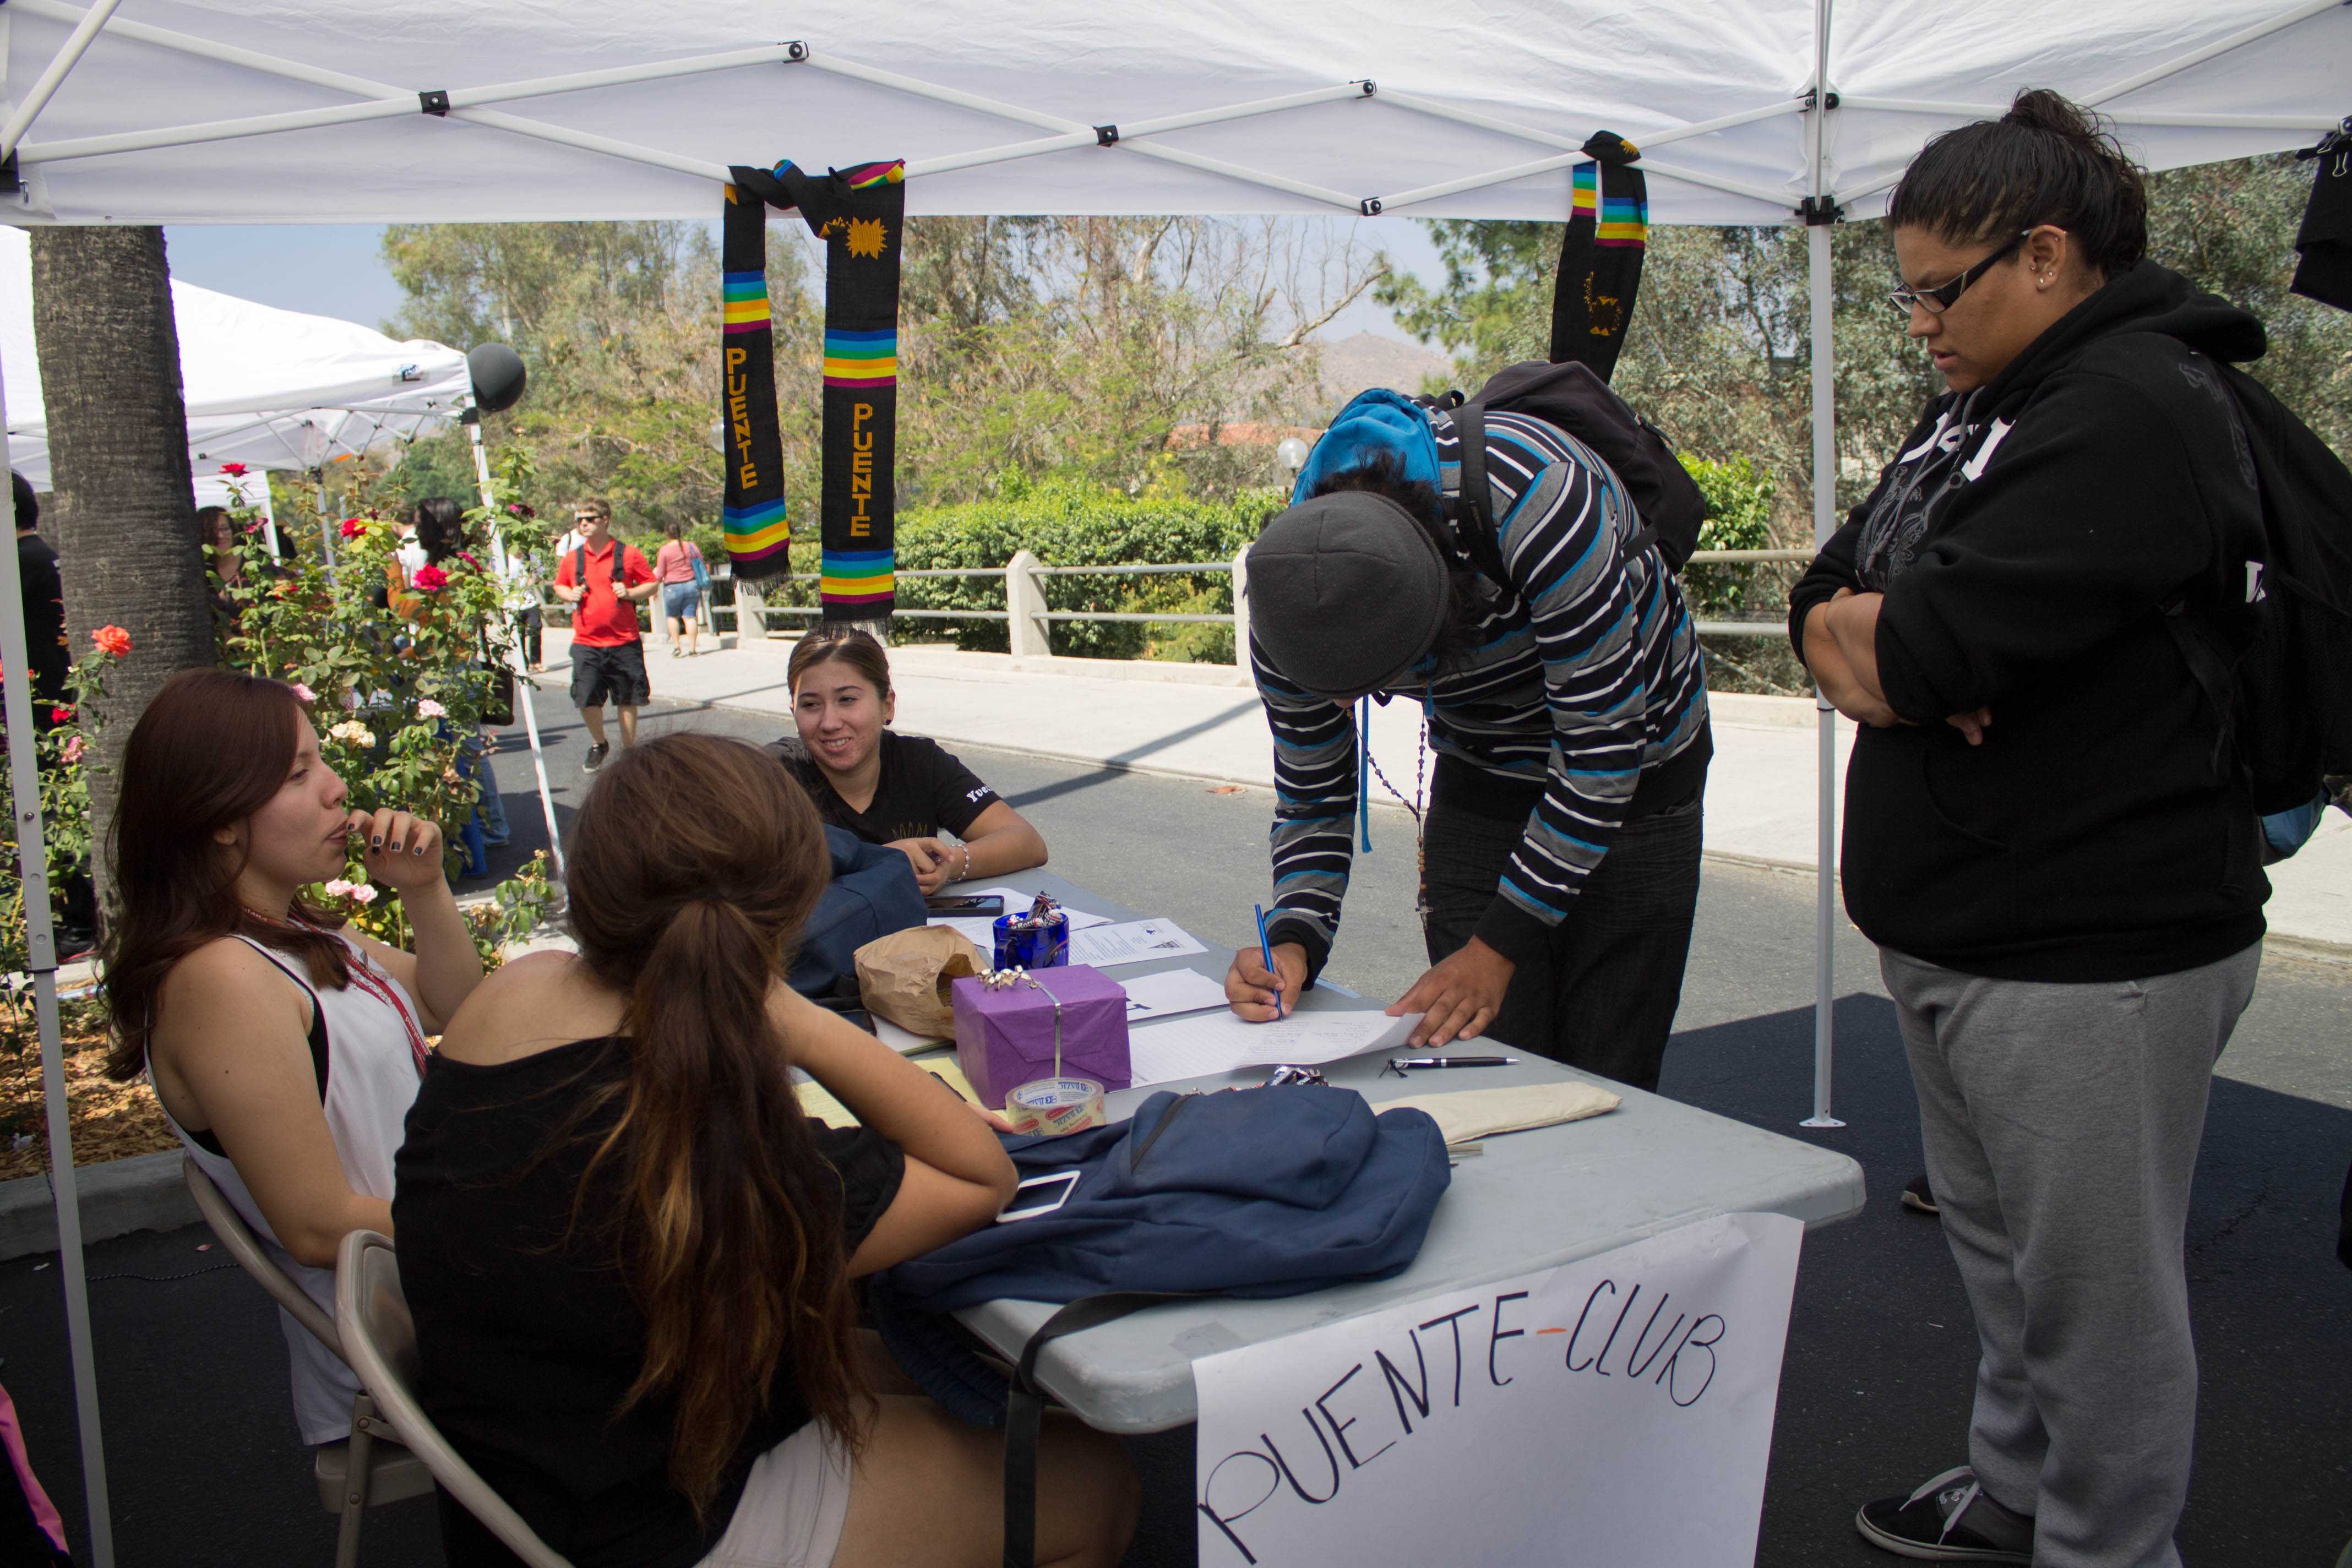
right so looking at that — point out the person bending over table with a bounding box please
[396,734,1136,1568]
[1223,405,1712,1088]
[100,668,483,1451]
[772,627,1047,894]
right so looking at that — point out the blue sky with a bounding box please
[160,218,1448,343]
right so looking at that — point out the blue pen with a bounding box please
[1253,903,1285,1018]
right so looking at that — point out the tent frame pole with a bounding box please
[1836,94,2334,133]
[0,331,116,1568]
[465,413,564,883]
[1801,0,1845,1132]
[0,0,119,160]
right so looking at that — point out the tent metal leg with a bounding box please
[1800,206,1845,1131]
[469,417,564,881]
[0,340,116,1566]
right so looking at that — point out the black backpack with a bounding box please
[2165,363,2352,825]
[1427,359,1708,578]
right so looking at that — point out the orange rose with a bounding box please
[91,625,132,658]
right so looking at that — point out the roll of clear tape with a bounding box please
[1005,1076,1106,1137]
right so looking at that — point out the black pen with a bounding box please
[1385,1055,1520,1072]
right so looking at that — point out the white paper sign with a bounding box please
[1193,1212,1803,1568]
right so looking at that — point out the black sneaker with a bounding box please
[582,741,610,774]
[1856,1466,2032,1562]
[1902,1174,1939,1215]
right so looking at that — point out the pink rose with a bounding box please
[62,736,85,764]
[323,878,357,899]
[416,698,447,720]
[457,551,483,571]
[289,682,317,704]
[347,884,378,906]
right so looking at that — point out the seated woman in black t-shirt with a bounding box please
[395,734,1136,1568]
[776,629,1047,894]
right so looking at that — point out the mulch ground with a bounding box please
[0,1014,176,1181]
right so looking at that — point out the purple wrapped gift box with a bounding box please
[950,964,1131,1109]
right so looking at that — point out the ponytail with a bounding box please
[563,734,867,1515]
[1888,87,2149,281]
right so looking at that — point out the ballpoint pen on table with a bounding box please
[1382,1055,1520,1075]
[1251,902,1285,1018]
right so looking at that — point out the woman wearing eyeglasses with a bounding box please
[1789,90,2268,1566]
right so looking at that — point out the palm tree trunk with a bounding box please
[28,227,211,909]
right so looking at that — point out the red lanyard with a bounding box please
[245,910,433,1076]
[341,956,432,1077]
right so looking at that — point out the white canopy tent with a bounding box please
[0,224,473,482]
[0,2,2340,1561]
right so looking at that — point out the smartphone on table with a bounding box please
[926,894,1006,915]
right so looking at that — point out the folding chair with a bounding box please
[335,1230,576,1568]
[183,1159,435,1568]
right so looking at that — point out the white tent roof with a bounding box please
[0,0,2342,229]
[0,225,469,484]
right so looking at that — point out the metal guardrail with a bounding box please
[708,548,1810,643]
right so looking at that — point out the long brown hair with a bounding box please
[563,733,868,1510]
[102,669,351,1082]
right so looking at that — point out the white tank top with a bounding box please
[156,932,427,1446]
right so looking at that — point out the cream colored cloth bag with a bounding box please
[1376,1080,1620,1146]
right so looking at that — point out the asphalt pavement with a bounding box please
[8,706,2348,1567]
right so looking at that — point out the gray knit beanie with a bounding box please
[1248,491,1448,699]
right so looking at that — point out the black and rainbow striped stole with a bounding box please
[1549,133,1649,382]
[721,159,907,617]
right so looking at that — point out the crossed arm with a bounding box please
[1801,589,1990,746]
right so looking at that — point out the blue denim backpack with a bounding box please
[870,1085,1451,1568]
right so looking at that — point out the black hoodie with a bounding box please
[1789,262,2270,982]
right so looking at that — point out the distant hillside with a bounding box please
[1309,330,1455,414]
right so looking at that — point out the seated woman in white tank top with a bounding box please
[97,668,486,1446]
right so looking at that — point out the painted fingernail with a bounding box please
[412,844,426,856]
[371,835,382,847]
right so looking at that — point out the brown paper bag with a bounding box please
[853,925,986,1038]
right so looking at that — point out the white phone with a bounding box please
[995,1169,1082,1223]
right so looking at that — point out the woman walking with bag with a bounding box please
[654,521,707,657]
[1790,90,2269,1565]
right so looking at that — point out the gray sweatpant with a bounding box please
[1880,944,2261,1568]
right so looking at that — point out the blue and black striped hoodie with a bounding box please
[1257,404,1712,980]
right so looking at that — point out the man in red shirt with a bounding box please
[551,497,658,772]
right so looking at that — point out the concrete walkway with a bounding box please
[542,626,2351,955]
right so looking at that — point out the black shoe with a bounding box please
[582,742,610,774]
[1856,1466,2032,1562]
[1901,1174,1939,1216]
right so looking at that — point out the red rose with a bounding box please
[456,551,483,571]
[339,518,366,539]
[91,625,132,658]
[50,705,73,725]
[412,565,449,592]
[219,462,249,477]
